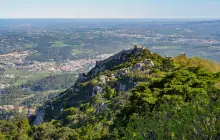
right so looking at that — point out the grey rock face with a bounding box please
[96,49,134,67]
[144,59,154,67]
[92,85,103,97]
[119,83,126,92]
[96,102,107,114]
[132,63,145,71]
[76,73,87,84]
[90,49,138,78]
[33,110,44,125]
[91,65,106,78]
[99,75,107,84]
[117,68,129,77]
[33,48,155,126]
[131,59,154,72]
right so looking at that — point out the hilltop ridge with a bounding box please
[33,45,148,124]
[30,46,220,139]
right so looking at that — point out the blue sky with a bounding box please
[0,0,220,18]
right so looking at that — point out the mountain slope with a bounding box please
[33,47,154,124]
[30,46,220,139]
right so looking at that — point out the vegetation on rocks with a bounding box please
[0,48,219,139]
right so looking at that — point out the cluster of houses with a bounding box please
[0,105,36,116]
[0,49,114,73]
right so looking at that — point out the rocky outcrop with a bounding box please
[77,73,87,83]
[95,49,134,66]
[88,48,143,78]
[144,59,154,67]
[92,85,103,97]
[33,47,154,125]
[33,100,53,125]
[132,63,145,71]
[131,60,154,72]
[33,110,44,125]
[96,102,107,114]
[99,75,107,84]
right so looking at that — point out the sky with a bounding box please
[0,0,220,19]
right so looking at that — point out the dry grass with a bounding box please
[214,82,220,89]
[173,54,220,73]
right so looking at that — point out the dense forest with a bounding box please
[0,48,219,139]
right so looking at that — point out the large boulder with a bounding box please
[92,85,103,97]
[99,75,107,84]
[144,59,154,67]
[110,73,116,79]
[132,63,145,71]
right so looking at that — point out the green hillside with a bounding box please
[0,47,219,140]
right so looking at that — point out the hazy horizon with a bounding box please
[1,0,220,19]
